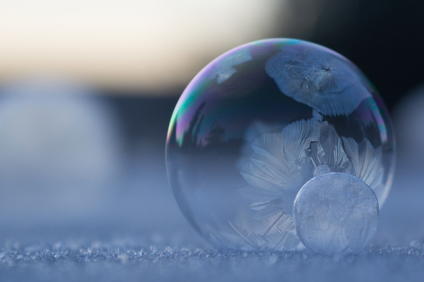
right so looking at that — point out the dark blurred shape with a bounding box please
[393,85,424,168]
[278,0,424,111]
[104,95,178,149]
[281,0,359,41]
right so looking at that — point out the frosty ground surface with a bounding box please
[0,143,422,282]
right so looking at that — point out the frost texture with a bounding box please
[265,44,370,116]
[342,137,384,202]
[1,242,424,282]
[240,119,318,193]
[314,164,331,176]
[236,116,384,250]
[208,49,252,84]
[293,173,379,255]
[229,212,298,250]
[312,120,351,173]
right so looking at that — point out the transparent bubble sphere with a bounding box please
[166,39,395,250]
[293,173,379,255]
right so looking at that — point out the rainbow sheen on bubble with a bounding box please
[166,39,395,250]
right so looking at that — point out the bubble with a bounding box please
[293,173,379,255]
[166,39,395,250]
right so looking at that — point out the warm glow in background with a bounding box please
[0,0,285,93]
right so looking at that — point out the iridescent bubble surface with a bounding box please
[166,39,395,250]
[293,173,379,255]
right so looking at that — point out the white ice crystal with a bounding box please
[293,173,379,255]
[265,44,371,116]
[342,137,385,203]
[208,48,252,84]
[236,114,384,250]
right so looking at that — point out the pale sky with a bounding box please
[0,0,284,94]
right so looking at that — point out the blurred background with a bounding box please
[0,0,423,246]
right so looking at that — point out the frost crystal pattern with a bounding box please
[236,113,384,249]
[265,44,370,116]
[293,173,379,255]
[208,49,252,84]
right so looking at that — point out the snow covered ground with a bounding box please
[0,89,422,281]
[0,143,422,282]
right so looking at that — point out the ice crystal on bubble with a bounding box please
[239,118,319,194]
[237,114,384,249]
[166,38,395,250]
[293,173,379,255]
[342,137,384,195]
[208,48,252,84]
[265,44,371,116]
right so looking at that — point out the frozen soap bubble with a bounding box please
[293,173,379,255]
[166,39,395,250]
